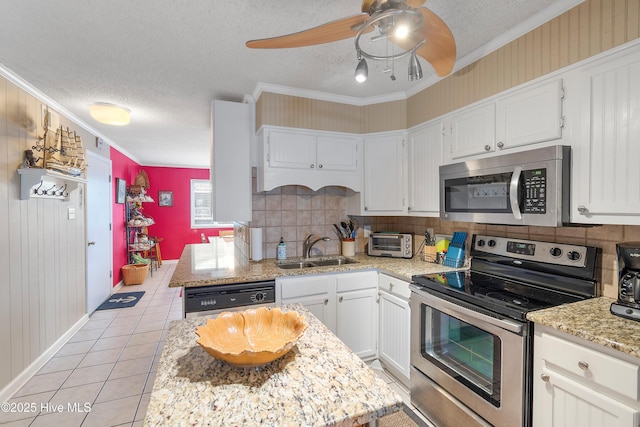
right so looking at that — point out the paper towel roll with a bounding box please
[250,228,263,261]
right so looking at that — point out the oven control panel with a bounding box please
[473,235,588,267]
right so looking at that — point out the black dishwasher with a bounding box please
[183,281,276,318]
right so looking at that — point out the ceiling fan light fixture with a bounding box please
[355,56,368,83]
[408,52,423,81]
[89,102,131,126]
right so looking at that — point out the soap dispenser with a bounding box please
[277,237,286,260]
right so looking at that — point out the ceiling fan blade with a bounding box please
[406,0,427,8]
[246,14,370,49]
[413,8,456,76]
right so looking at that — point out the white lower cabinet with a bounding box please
[378,274,411,387]
[533,325,640,427]
[277,270,378,360]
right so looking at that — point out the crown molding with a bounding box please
[0,62,142,164]
[252,82,406,107]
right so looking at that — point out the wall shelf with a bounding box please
[17,167,86,200]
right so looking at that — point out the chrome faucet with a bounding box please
[303,234,330,258]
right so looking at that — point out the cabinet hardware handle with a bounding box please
[339,296,344,303]
[310,164,314,168]
[577,205,587,213]
[389,283,394,289]
[578,361,589,370]
[364,207,368,211]
[318,164,323,169]
[497,141,504,148]
[540,373,550,382]
[87,241,96,246]
[324,298,328,305]
[484,144,491,151]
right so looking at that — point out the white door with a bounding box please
[86,151,113,313]
[379,290,411,383]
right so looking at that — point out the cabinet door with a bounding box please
[268,129,316,170]
[316,135,359,171]
[573,49,640,224]
[534,368,639,427]
[363,134,406,214]
[496,79,563,150]
[408,121,443,215]
[336,287,378,360]
[379,290,410,385]
[447,103,496,161]
[283,294,335,334]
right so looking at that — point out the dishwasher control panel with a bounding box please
[183,281,276,316]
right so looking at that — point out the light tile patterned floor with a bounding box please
[1,261,434,427]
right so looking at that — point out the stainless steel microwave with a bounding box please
[368,233,414,258]
[440,145,571,226]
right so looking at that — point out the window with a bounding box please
[190,179,232,229]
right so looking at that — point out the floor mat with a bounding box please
[379,403,429,427]
[96,291,145,310]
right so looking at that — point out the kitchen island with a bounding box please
[144,304,403,426]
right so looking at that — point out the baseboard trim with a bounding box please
[0,314,89,403]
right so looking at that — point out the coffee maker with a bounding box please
[611,242,640,321]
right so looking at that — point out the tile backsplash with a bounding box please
[248,176,637,299]
[250,179,348,259]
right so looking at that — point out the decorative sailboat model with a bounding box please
[44,126,86,177]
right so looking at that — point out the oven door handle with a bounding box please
[509,165,523,220]
[411,286,523,334]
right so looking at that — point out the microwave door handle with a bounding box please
[509,165,523,220]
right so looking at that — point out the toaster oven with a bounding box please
[368,233,414,258]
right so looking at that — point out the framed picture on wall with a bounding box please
[159,191,173,207]
[116,178,126,204]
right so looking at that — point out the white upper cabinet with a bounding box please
[495,79,564,151]
[257,126,362,192]
[446,103,496,161]
[348,132,407,216]
[444,79,565,163]
[267,129,316,170]
[211,100,252,222]
[407,120,443,216]
[572,44,640,224]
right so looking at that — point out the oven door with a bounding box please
[410,286,530,427]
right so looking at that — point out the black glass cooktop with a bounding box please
[412,270,586,321]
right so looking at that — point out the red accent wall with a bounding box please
[142,166,212,261]
[110,147,230,286]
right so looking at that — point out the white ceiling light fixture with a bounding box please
[89,102,131,126]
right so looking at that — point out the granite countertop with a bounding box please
[144,305,403,427]
[527,297,640,359]
[169,239,461,288]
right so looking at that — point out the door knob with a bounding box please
[540,373,550,382]
[87,241,96,246]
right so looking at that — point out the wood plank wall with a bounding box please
[0,76,87,393]
[255,0,640,132]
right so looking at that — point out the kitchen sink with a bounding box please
[277,257,359,269]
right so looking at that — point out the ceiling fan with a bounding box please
[246,0,456,81]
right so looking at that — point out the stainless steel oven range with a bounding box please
[411,235,599,427]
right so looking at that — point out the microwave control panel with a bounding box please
[523,168,546,214]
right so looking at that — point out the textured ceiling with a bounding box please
[0,0,581,168]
